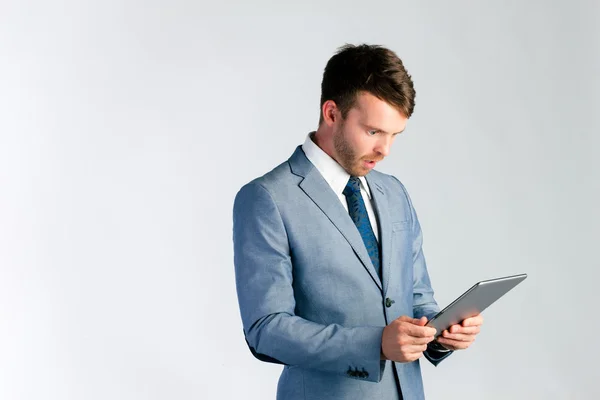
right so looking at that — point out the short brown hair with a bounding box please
[319,44,416,124]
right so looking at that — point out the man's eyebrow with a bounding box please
[364,123,405,135]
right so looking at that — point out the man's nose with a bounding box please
[375,136,393,157]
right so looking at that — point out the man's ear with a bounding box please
[322,100,338,126]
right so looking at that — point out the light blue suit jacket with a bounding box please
[233,146,451,399]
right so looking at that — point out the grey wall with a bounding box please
[1,1,598,399]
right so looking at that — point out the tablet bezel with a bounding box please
[426,273,527,337]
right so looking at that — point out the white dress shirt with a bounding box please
[302,132,380,241]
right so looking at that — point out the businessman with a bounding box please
[233,44,483,399]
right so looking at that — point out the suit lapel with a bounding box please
[365,174,392,296]
[289,147,383,290]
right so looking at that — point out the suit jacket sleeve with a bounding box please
[233,182,386,382]
[395,177,453,366]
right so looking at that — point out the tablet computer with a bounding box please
[426,273,527,337]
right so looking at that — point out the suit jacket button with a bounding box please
[385,298,395,308]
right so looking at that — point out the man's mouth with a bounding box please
[364,160,377,169]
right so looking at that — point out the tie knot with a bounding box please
[343,176,361,196]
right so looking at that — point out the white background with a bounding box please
[1,1,599,399]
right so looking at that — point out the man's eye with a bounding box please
[367,130,377,136]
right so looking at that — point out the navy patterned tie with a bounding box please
[342,177,381,278]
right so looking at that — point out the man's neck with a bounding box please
[311,129,336,161]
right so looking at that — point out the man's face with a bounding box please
[332,92,408,177]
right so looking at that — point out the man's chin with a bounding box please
[349,166,371,177]
[341,160,373,177]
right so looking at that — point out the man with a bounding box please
[233,44,483,399]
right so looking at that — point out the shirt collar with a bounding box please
[301,132,372,199]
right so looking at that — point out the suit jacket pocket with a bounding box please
[392,220,410,231]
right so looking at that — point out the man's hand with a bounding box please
[434,314,483,351]
[381,316,436,363]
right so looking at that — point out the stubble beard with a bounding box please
[333,125,366,177]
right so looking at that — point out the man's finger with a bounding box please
[398,315,428,326]
[402,322,436,338]
[449,324,480,334]
[403,335,434,346]
[403,344,428,353]
[402,348,427,359]
[442,331,476,342]
[461,315,484,327]
[436,337,471,350]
